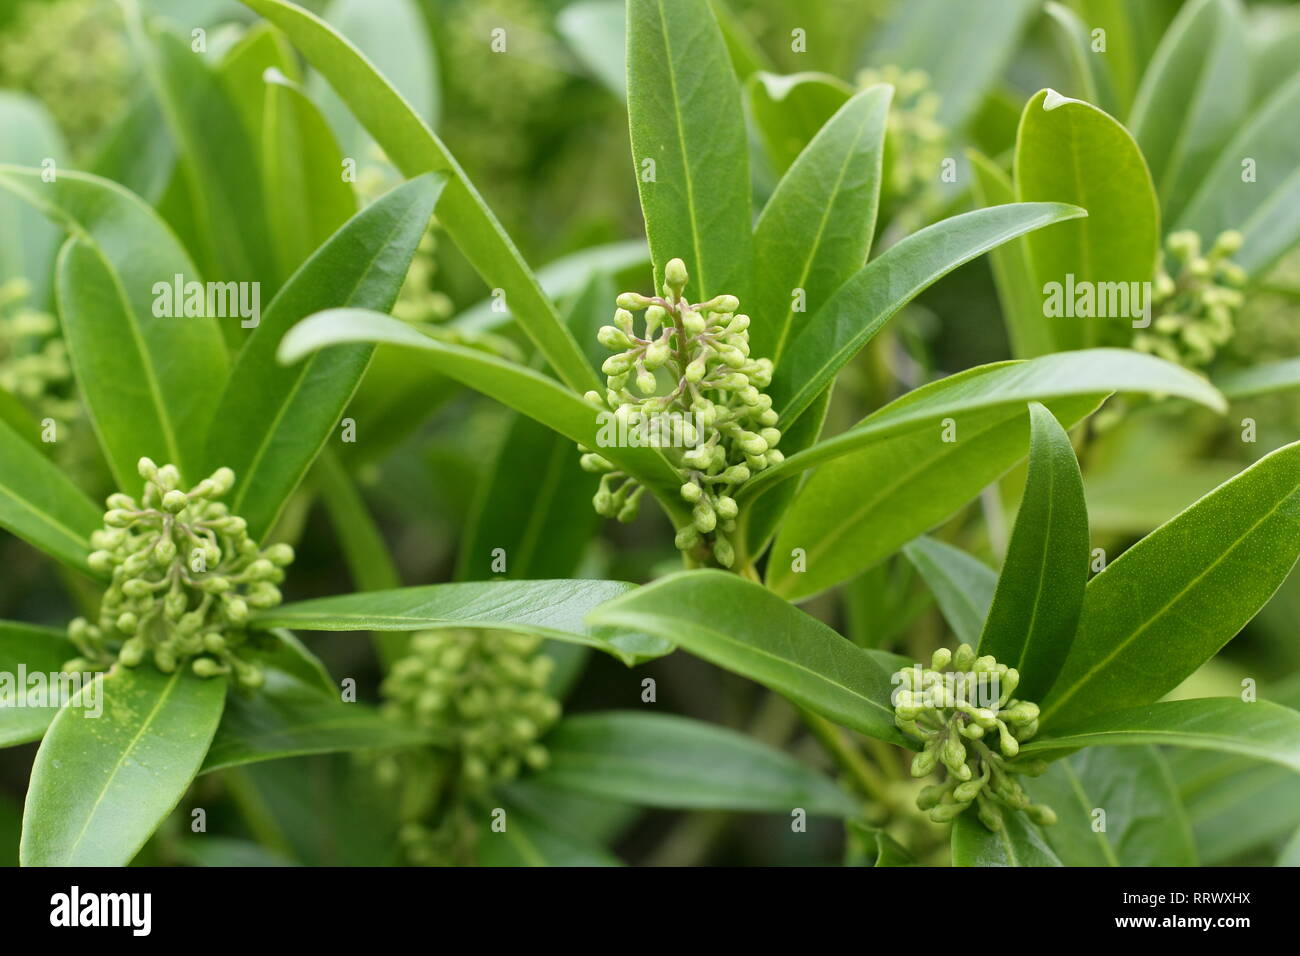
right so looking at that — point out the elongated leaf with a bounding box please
[1029,699,1300,775]
[1128,0,1247,224]
[902,537,996,646]
[532,711,855,816]
[263,69,357,284]
[1015,89,1160,350]
[558,0,628,99]
[206,174,443,540]
[1176,72,1300,279]
[251,579,670,665]
[762,350,1224,599]
[978,403,1088,699]
[627,0,751,302]
[951,809,1063,866]
[751,85,889,366]
[0,416,101,575]
[277,308,685,506]
[967,149,1054,358]
[241,0,599,394]
[89,92,174,207]
[477,801,621,867]
[1062,0,1181,117]
[0,622,77,748]
[201,669,433,773]
[746,71,852,177]
[0,167,228,489]
[1025,746,1196,866]
[1044,2,1114,112]
[218,20,301,138]
[0,93,64,306]
[586,570,905,745]
[1215,358,1300,400]
[1041,442,1300,727]
[771,203,1087,425]
[21,666,226,866]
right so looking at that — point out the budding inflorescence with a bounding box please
[66,457,294,688]
[578,257,782,568]
[382,629,560,789]
[855,66,945,206]
[892,645,1056,831]
[1135,229,1247,368]
[0,278,78,422]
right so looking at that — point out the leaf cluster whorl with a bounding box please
[66,457,293,688]
[893,645,1056,831]
[578,257,782,567]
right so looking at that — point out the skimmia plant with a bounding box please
[0,0,1297,868]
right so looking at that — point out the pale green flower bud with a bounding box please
[664,258,689,294]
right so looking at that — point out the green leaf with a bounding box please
[201,669,433,774]
[871,828,918,867]
[950,809,1063,866]
[0,167,228,489]
[262,68,357,285]
[0,92,65,305]
[1043,2,1115,113]
[1025,746,1196,866]
[531,711,856,816]
[1061,0,1181,117]
[241,0,599,394]
[558,0,628,100]
[205,174,444,540]
[477,801,621,867]
[251,579,671,665]
[751,84,889,366]
[1215,358,1300,400]
[0,416,102,575]
[901,537,996,646]
[978,403,1088,700]
[1028,698,1300,775]
[967,149,1055,358]
[1128,0,1247,224]
[276,308,685,506]
[21,666,226,866]
[1279,825,1300,867]
[1014,89,1160,350]
[585,570,905,745]
[627,0,752,302]
[746,71,852,177]
[770,203,1087,425]
[864,0,1037,133]
[89,92,174,207]
[1176,72,1300,279]
[1040,442,1300,727]
[0,622,77,748]
[762,349,1223,599]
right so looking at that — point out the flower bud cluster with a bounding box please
[578,257,782,567]
[892,645,1056,831]
[1134,229,1247,367]
[0,278,78,421]
[855,66,945,205]
[66,457,294,688]
[381,629,560,788]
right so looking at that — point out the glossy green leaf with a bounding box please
[252,579,671,665]
[531,711,856,816]
[558,0,627,99]
[217,20,301,137]
[586,570,905,745]
[1044,2,1115,112]
[1041,442,1300,727]
[277,308,685,507]
[89,92,174,208]
[1176,72,1300,279]
[206,174,443,540]
[0,622,77,748]
[746,71,852,176]
[627,0,752,302]
[1014,89,1160,350]
[263,69,357,284]
[242,0,599,394]
[0,416,102,575]
[950,809,1063,866]
[770,203,1087,425]
[1215,358,1300,400]
[1062,0,1181,116]
[978,403,1088,700]
[1128,0,1247,224]
[0,92,64,306]
[967,149,1054,358]
[901,536,996,646]
[477,801,621,867]
[201,669,433,773]
[751,85,889,366]
[872,828,918,867]
[1025,746,1196,866]
[21,666,226,866]
[1279,825,1300,867]
[1029,698,1300,775]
